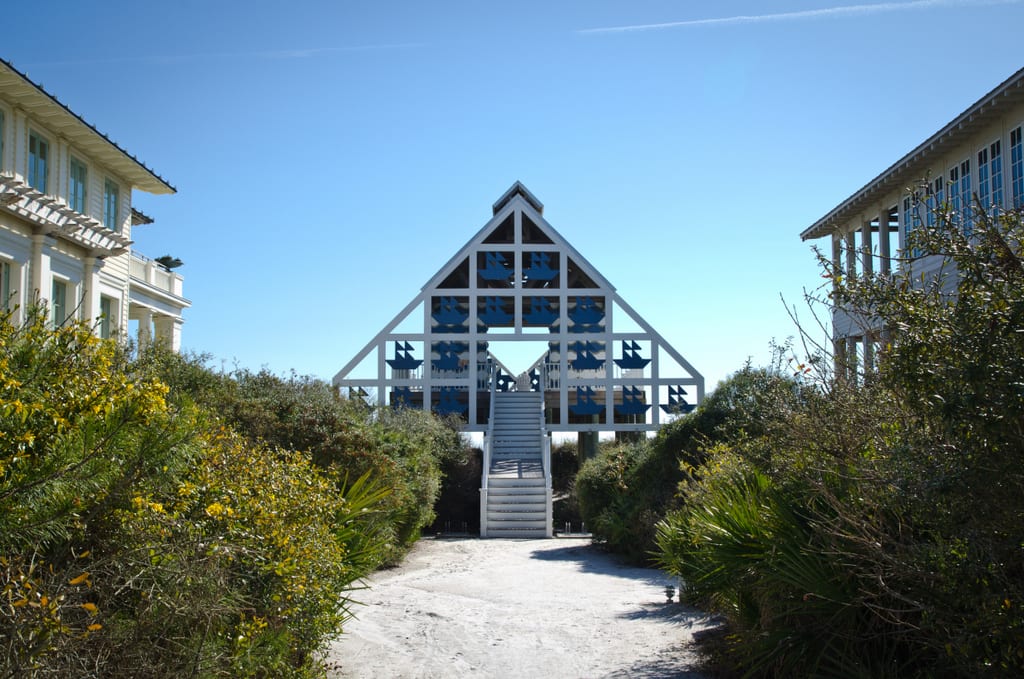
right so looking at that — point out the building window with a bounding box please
[1,260,11,312]
[0,109,5,171]
[1011,126,1024,208]
[949,165,960,215]
[103,179,120,230]
[903,193,922,257]
[28,131,49,193]
[69,157,88,214]
[959,159,972,227]
[99,295,114,339]
[991,139,1004,212]
[978,140,1005,216]
[926,176,943,228]
[51,279,68,328]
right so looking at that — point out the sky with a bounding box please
[5,0,1024,392]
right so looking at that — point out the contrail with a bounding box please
[578,0,1021,34]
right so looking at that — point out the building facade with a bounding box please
[801,67,1024,373]
[0,58,188,348]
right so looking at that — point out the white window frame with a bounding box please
[0,107,6,172]
[69,156,88,214]
[51,277,69,328]
[103,178,120,231]
[28,130,50,193]
[99,294,116,339]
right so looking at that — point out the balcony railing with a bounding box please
[130,252,184,298]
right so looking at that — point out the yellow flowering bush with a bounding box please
[1,309,390,677]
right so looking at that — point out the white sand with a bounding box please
[326,537,715,678]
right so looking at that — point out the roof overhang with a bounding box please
[801,66,1024,241]
[0,58,175,196]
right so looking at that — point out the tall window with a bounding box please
[103,179,120,230]
[951,159,972,235]
[0,109,5,171]
[69,157,88,213]
[28,131,49,193]
[991,139,1004,212]
[903,193,922,257]
[1,261,11,311]
[99,295,114,339]
[1011,126,1024,208]
[978,145,991,212]
[51,279,68,328]
[926,176,943,228]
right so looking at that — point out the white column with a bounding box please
[878,205,892,275]
[154,315,183,352]
[136,307,153,349]
[30,232,52,304]
[82,255,100,333]
[860,219,873,277]
[845,230,857,279]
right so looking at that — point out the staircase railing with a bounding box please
[539,387,553,538]
[479,360,497,537]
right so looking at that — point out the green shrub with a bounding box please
[656,205,1024,677]
[1,310,391,677]
[142,351,469,565]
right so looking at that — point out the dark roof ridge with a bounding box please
[801,65,1024,241]
[0,56,175,194]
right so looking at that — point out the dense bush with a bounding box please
[574,366,803,563]
[143,351,469,564]
[656,205,1024,677]
[1,309,464,676]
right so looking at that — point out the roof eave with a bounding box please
[0,58,175,195]
[800,65,1024,241]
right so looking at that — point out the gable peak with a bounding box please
[492,181,544,216]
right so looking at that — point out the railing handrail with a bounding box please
[482,360,497,491]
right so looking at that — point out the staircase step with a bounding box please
[488,501,547,509]
[488,475,546,485]
[488,510,546,519]
[486,519,547,530]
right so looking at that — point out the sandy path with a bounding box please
[326,537,714,678]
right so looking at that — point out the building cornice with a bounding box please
[801,66,1024,241]
[0,58,175,195]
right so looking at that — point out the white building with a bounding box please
[801,66,1024,373]
[0,58,188,349]
[335,182,704,537]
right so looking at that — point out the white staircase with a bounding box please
[481,390,552,538]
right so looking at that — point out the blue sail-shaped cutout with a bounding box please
[524,298,559,326]
[570,340,604,371]
[569,297,604,325]
[524,252,558,281]
[432,341,467,371]
[479,296,513,325]
[434,387,467,415]
[479,252,512,282]
[571,387,603,416]
[432,297,469,326]
[616,386,651,416]
[661,385,695,414]
[386,342,423,370]
[614,341,650,370]
[392,387,414,408]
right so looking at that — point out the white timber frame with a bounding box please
[333,182,704,434]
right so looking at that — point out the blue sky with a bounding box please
[6,0,1024,390]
